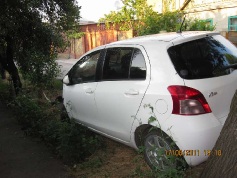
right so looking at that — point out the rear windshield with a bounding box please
[168,35,237,79]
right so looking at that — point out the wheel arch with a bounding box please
[135,124,167,147]
[134,124,178,148]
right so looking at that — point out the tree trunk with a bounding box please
[0,36,22,95]
[0,63,6,79]
[200,91,237,177]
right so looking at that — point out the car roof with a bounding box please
[109,31,220,45]
[88,31,220,54]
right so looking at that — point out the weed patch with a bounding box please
[6,87,103,165]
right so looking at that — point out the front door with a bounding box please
[63,50,101,124]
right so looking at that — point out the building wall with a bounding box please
[146,0,237,45]
[147,0,237,32]
[184,0,237,32]
[147,0,181,12]
[147,0,163,13]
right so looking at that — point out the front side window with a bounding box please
[102,47,146,80]
[168,35,237,79]
[69,50,100,84]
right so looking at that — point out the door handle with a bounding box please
[125,89,139,95]
[85,88,94,94]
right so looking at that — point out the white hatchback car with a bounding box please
[62,31,237,170]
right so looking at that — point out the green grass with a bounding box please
[52,79,63,90]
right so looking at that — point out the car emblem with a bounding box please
[209,92,217,98]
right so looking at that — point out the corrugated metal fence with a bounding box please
[60,24,134,59]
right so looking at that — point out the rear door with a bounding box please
[168,35,237,124]
[93,45,150,142]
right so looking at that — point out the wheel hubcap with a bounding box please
[145,134,175,170]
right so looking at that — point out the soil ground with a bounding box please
[0,101,73,178]
[71,138,206,178]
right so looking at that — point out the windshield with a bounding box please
[168,35,237,79]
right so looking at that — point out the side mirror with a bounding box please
[63,75,70,85]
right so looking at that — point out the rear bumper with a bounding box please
[164,113,224,166]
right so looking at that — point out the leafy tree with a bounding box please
[99,0,156,32]
[0,0,80,94]
[186,18,215,31]
[99,0,215,36]
[139,11,182,35]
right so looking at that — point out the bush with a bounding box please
[57,121,102,164]
[13,94,46,136]
[12,92,103,165]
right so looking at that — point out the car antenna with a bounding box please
[177,14,186,33]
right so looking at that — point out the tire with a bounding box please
[60,104,70,122]
[143,129,187,171]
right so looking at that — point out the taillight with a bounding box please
[167,85,212,115]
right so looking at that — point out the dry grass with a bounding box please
[71,138,206,178]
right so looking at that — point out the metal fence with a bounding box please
[59,29,133,59]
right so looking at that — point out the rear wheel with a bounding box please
[143,129,187,171]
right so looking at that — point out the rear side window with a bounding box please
[102,47,146,80]
[168,35,237,79]
[103,48,133,80]
[130,49,146,79]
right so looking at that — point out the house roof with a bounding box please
[79,18,97,25]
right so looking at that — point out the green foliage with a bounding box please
[57,120,102,164]
[13,94,46,136]
[0,0,81,92]
[20,50,60,89]
[100,0,215,36]
[99,0,156,31]
[139,11,182,35]
[186,18,216,31]
[148,116,156,124]
[66,31,85,39]
[134,105,187,177]
[79,156,103,169]
[12,91,103,165]
[133,165,185,178]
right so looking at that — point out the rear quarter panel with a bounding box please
[131,41,185,145]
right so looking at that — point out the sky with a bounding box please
[77,0,122,22]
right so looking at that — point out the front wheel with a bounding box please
[60,104,70,122]
[143,129,187,171]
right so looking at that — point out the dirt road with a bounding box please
[0,101,73,178]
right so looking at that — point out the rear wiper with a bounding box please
[222,63,237,70]
[212,63,237,74]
